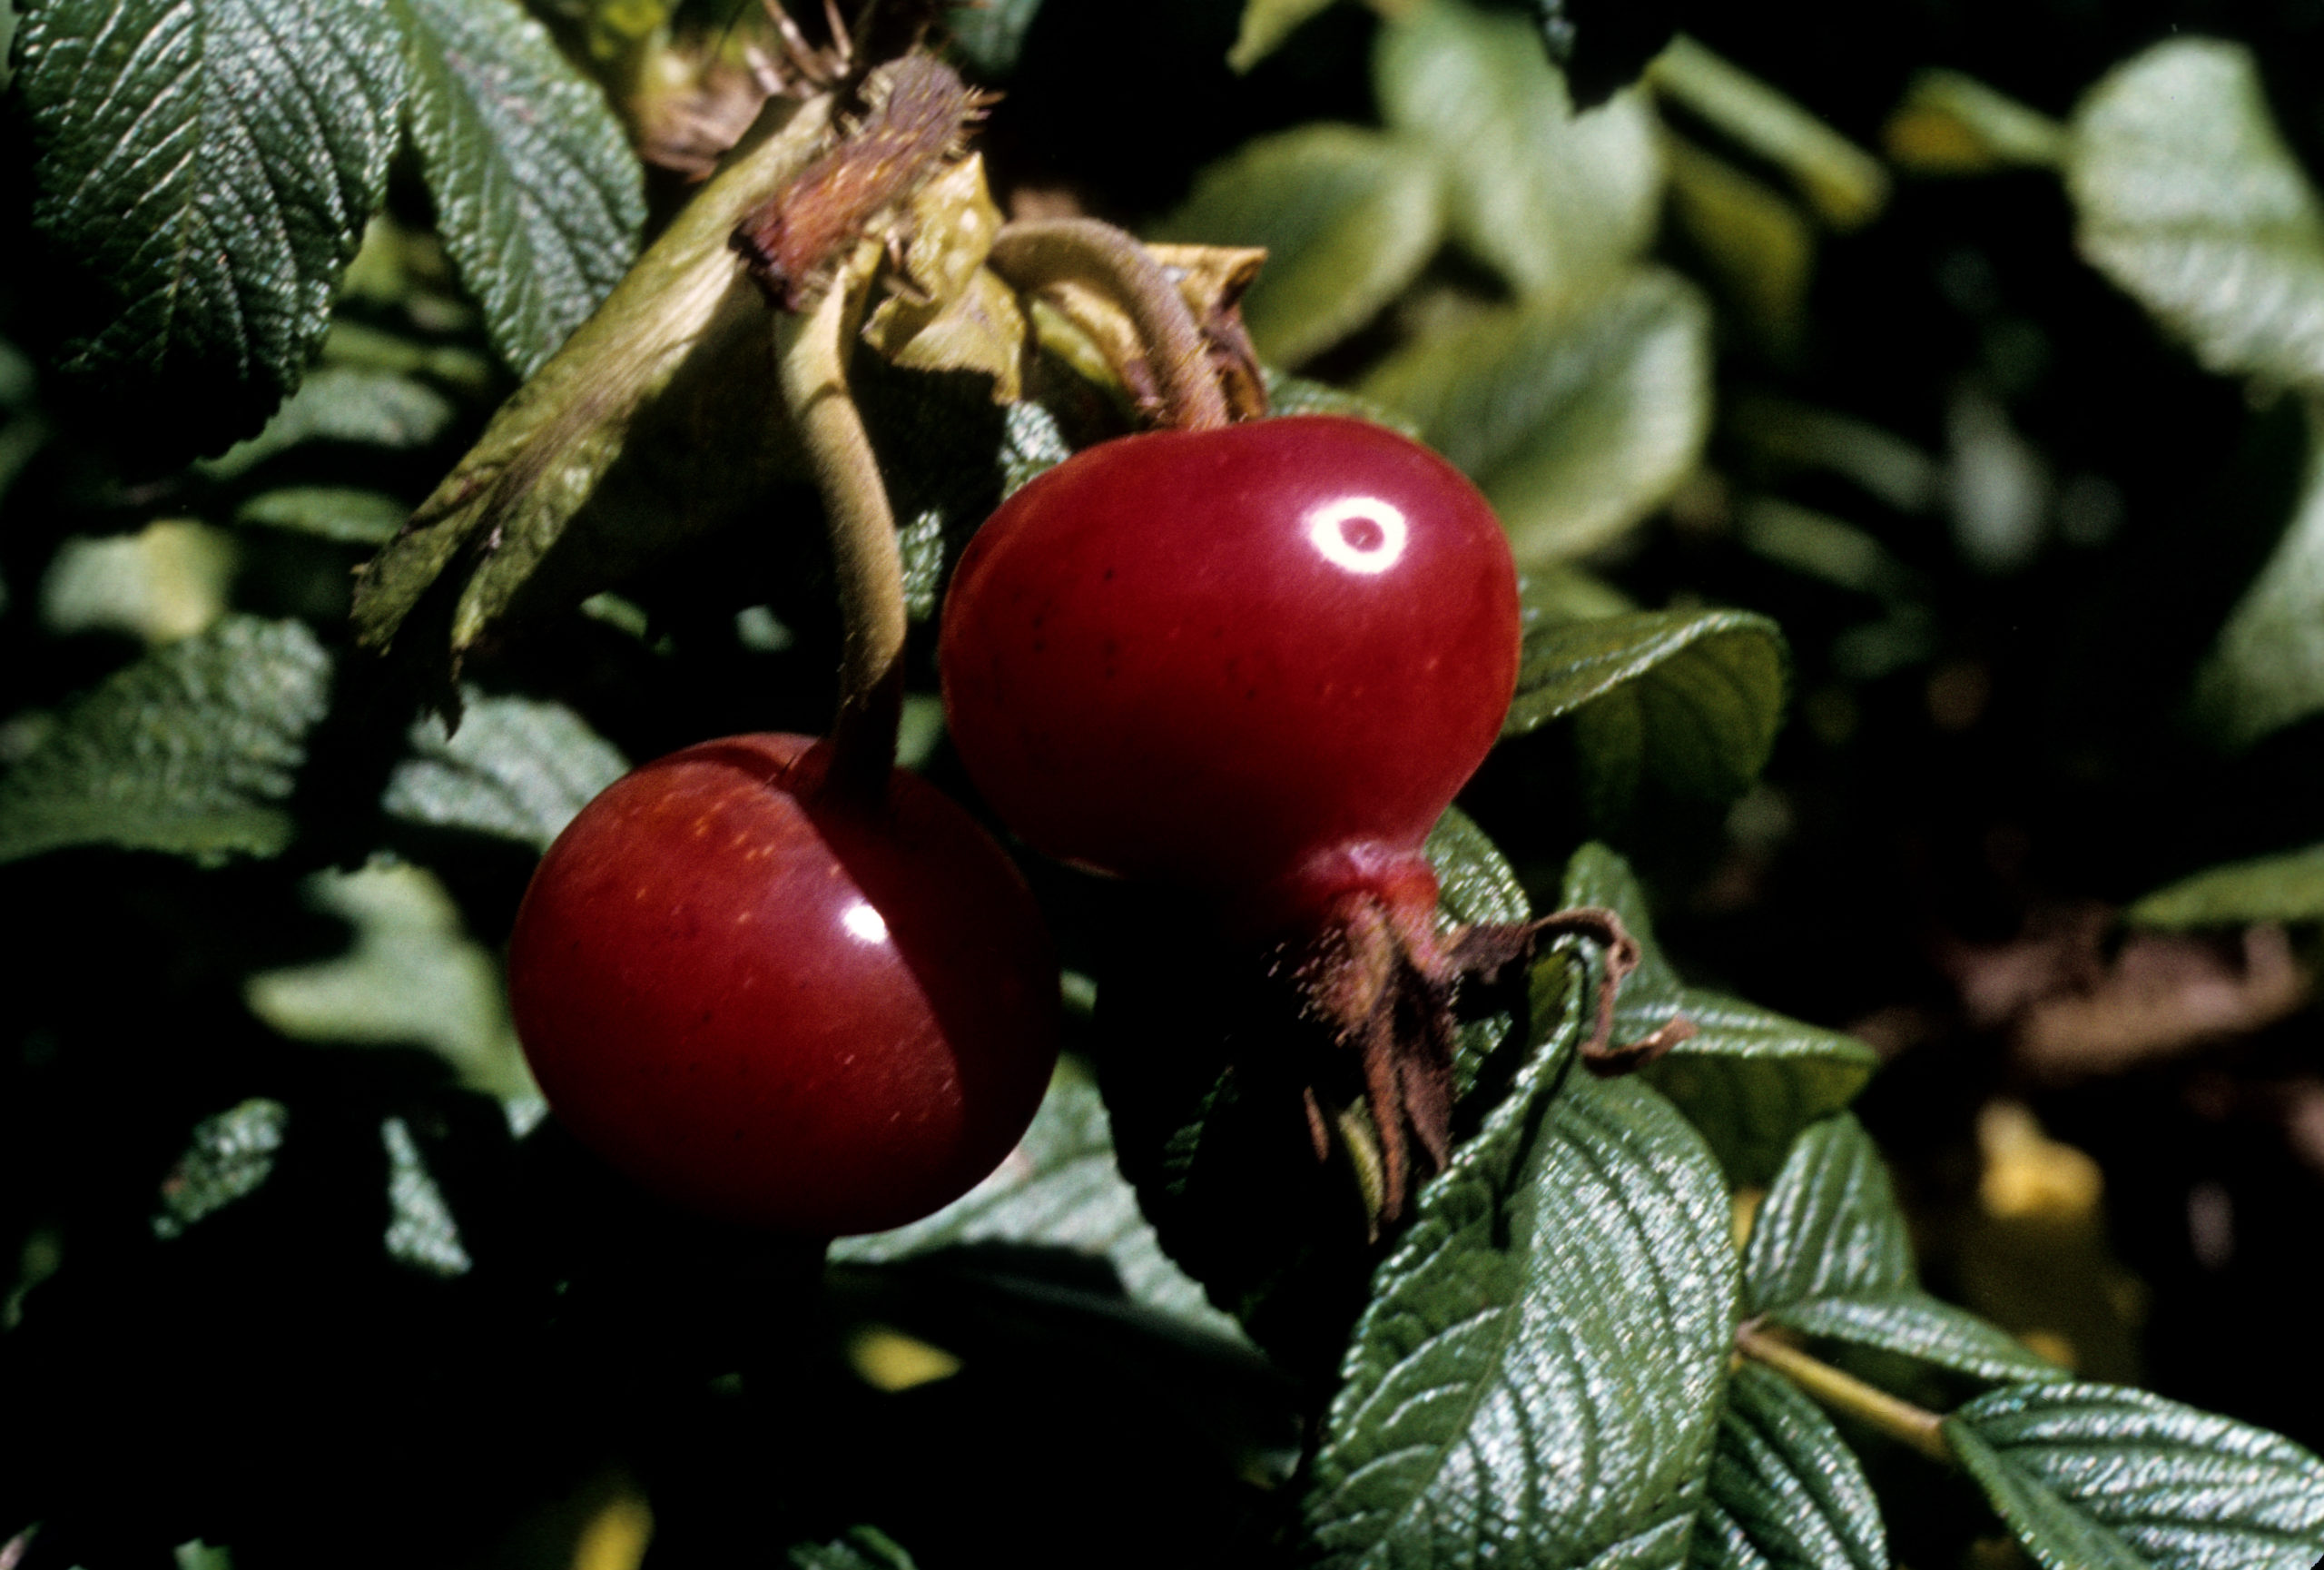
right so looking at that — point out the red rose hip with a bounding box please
[507,733,1059,1235]
[939,414,1521,922]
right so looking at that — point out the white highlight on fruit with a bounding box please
[842,900,890,944]
[1306,496,1408,576]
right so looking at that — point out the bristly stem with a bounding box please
[778,239,905,803]
[986,218,1231,432]
[1736,1319,1955,1464]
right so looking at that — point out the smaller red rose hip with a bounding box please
[507,733,1058,1235]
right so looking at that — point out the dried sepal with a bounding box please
[1019,241,1275,423]
[858,154,1029,399]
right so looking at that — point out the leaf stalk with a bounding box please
[1736,1319,1954,1465]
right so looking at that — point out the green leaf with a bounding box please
[1745,1114,2066,1384]
[202,366,459,479]
[1946,1382,2324,1570]
[1505,607,1787,814]
[1425,805,1529,928]
[2194,403,2324,746]
[2129,842,2324,928]
[235,487,413,546]
[1695,1362,1888,1570]
[152,1099,290,1239]
[1228,0,1338,73]
[789,1527,917,1570]
[350,92,834,667]
[14,0,407,447]
[1262,368,1421,438]
[1303,1069,1736,1568]
[1646,37,1887,230]
[831,1068,1245,1341]
[998,398,1074,499]
[1363,269,1713,568]
[943,0,1043,77]
[1559,844,1879,1188]
[244,862,535,1100]
[381,689,628,851]
[1157,125,1443,368]
[2068,39,2324,390]
[0,615,333,865]
[1376,0,1661,301]
[389,0,645,378]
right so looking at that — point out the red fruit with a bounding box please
[939,414,1521,927]
[507,733,1058,1235]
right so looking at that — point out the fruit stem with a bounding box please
[1735,1319,1955,1464]
[777,238,906,802]
[986,218,1231,431]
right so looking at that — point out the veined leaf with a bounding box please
[1506,607,1787,812]
[1364,270,1712,568]
[2194,401,2324,746]
[202,366,459,479]
[1947,1382,2324,1570]
[1559,844,1879,1188]
[1376,0,1662,301]
[1694,1363,1888,1570]
[788,1527,917,1570]
[0,616,332,865]
[1746,1113,2066,1383]
[1263,369,1421,438]
[2068,39,2324,390]
[832,1068,1243,1340]
[382,689,628,851]
[1303,1066,1735,1568]
[2129,842,2324,928]
[390,0,645,378]
[15,0,407,449]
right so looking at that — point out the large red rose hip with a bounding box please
[939,414,1521,922]
[507,733,1059,1235]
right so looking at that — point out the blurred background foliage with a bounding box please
[8,0,2324,1565]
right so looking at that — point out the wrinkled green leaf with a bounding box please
[1363,269,1712,567]
[1647,36,1887,230]
[381,1114,474,1274]
[152,1099,290,1239]
[235,487,412,545]
[1692,1363,1888,1570]
[789,1527,917,1570]
[14,0,407,448]
[1228,0,1338,72]
[1746,1114,2066,1383]
[245,862,535,1099]
[1425,805,1529,928]
[390,0,645,378]
[1303,1066,1735,1568]
[202,366,459,479]
[832,1068,1243,1340]
[1559,844,1879,1188]
[351,91,834,666]
[1157,125,1443,368]
[997,398,1074,499]
[381,688,627,850]
[1377,0,1661,300]
[2129,842,2324,928]
[2069,40,2324,390]
[1506,607,1787,814]
[1947,1382,2324,1570]
[2194,404,2324,746]
[0,615,332,865]
[1263,369,1421,438]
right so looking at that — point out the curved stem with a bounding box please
[986,218,1231,432]
[778,240,905,804]
[1736,1319,1954,1465]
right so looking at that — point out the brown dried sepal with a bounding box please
[1295,899,1695,1231]
[732,52,997,310]
[1022,242,1273,424]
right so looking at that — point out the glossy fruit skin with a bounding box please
[507,733,1058,1235]
[940,414,1521,917]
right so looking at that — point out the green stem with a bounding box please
[1736,1319,1954,1465]
[986,218,1230,432]
[778,240,905,804]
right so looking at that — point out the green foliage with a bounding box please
[2129,841,2324,928]
[1946,1383,2324,1569]
[1744,1115,2066,1383]
[14,0,408,448]
[1303,1069,1735,1567]
[0,615,332,865]
[789,1528,919,1570]
[1695,1364,1888,1570]
[2193,405,2324,746]
[389,0,645,377]
[1560,844,1880,1187]
[381,690,629,850]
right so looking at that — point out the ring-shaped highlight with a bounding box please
[1306,496,1409,576]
